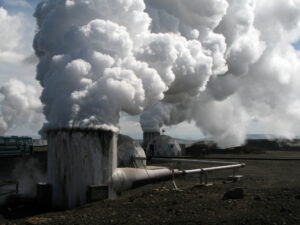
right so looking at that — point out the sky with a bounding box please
[0,0,300,141]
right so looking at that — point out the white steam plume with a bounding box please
[141,0,300,148]
[33,0,223,132]
[0,79,43,135]
[33,0,300,148]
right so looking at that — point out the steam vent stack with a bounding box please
[47,128,117,209]
[143,131,160,148]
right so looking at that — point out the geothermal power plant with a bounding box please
[1,0,300,224]
[1,127,300,225]
[42,129,244,209]
[0,129,246,210]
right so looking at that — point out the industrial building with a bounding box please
[146,134,183,157]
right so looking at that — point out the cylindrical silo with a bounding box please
[143,131,160,149]
[47,128,117,209]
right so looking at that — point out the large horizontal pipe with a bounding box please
[111,168,181,192]
[111,163,245,192]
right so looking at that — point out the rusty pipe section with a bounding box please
[111,163,245,192]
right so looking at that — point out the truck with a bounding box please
[0,136,33,157]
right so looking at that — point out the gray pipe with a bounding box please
[111,163,245,192]
[182,163,245,174]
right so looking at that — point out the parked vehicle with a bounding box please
[0,136,33,157]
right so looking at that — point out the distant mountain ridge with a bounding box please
[247,134,300,140]
[136,133,300,147]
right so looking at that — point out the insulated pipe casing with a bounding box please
[111,168,182,192]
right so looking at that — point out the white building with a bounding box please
[146,135,182,157]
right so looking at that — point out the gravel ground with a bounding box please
[1,151,300,225]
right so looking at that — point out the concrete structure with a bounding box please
[143,131,160,148]
[47,128,117,209]
[146,135,182,157]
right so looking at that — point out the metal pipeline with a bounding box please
[182,163,245,174]
[149,157,239,165]
[111,162,245,192]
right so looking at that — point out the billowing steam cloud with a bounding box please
[0,79,43,134]
[34,0,300,147]
[33,0,222,131]
[0,7,43,135]
[141,0,300,148]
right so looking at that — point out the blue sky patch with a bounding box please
[293,41,300,50]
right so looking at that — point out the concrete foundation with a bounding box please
[47,128,117,209]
